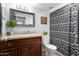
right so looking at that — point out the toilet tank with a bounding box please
[42,36,49,44]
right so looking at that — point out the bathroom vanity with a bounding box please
[0,34,42,56]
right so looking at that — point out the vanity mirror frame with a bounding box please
[10,8,35,27]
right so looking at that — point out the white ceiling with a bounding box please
[32,3,63,11]
[8,3,67,12]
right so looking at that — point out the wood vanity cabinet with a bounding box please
[0,36,42,56]
[0,39,18,56]
[0,47,17,56]
[18,37,42,56]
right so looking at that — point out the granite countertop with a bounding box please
[1,34,42,40]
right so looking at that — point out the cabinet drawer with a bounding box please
[0,42,4,49]
[3,40,17,48]
[32,38,41,42]
[18,37,41,46]
[19,40,33,46]
[0,47,17,56]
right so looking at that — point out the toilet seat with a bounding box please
[45,44,57,50]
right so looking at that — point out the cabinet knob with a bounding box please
[8,43,11,46]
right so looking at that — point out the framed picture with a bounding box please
[41,16,47,24]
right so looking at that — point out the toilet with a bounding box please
[42,36,57,56]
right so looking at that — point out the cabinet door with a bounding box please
[0,47,17,56]
[19,46,30,56]
[34,44,42,56]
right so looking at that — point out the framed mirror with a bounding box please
[10,9,35,27]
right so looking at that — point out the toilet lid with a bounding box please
[45,44,57,50]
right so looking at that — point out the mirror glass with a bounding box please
[10,9,35,27]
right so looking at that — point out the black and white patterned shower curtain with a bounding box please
[50,3,79,56]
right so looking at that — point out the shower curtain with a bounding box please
[50,3,79,56]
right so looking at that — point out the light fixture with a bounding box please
[16,3,37,11]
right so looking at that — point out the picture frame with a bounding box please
[41,16,47,24]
